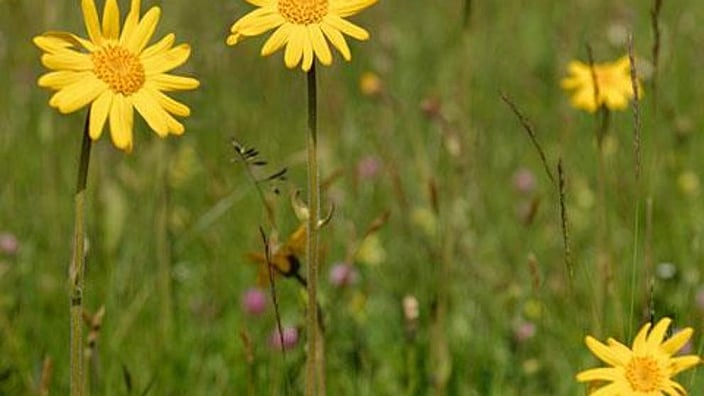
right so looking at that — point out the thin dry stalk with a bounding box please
[499,92,556,187]
[558,159,573,281]
[628,34,643,183]
[650,0,663,110]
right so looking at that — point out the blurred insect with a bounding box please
[247,223,308,286]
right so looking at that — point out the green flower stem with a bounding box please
[70,112,92,396]
[305,63,321,396]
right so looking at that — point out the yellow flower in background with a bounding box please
[34,0,199,152]
[227,0,377,71]
[576,317,701,395]
[561,56,641,113]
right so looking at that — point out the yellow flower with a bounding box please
[226,0,377,71]
[561,56,641,113]
[34,0,199,152]
[576,317,701,395]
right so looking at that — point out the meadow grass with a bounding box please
[2,0,704,394]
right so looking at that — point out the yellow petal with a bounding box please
[140,33,175,59]
[121,0,142,43]
[41,50,93,71]
[320,23,351,61]
[646,318,672,351]
[132,89,169,137]
[332,0,378,17]
[261,24,291,56]
[38,71,92,90]
[89,90,113,139]
[236,13,284,37]
[575,367,620,382]
[632,322,653,354]
[149,75,200,92]
[125,7,161,54]
[142,44,191,75]
[661,327,694,355]
[589,383,624,396]
[152,89,191,117]
[33,32,97,53]
[324,15,369,40]
[669,355,702,375]
[108,94,134,151]
[585,336,629,367]
[284,26,305,69]
[230,7,278,34]
[49,77,106,114]
[301,28,314,72]
[226,33,243,46]
[81,0,103,44]
[102,0,121,40]
[166,113,185,135]
[309,25,332,66]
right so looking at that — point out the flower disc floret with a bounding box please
[278,0,329,24]
[92,45,145,95]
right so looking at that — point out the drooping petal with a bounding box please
[585,336,629,367]
[589,382,626,396]
[49,77,106,114]
[165,112,185,135]
[235,11,285,37]
[261,24,292,56]
[81,0,103,44]
[309,25,332,66]
[284,25,305,69]
[101,0,121,40]
[108,94,134,151]
[41,50,93,71]
[33,32,97,53]
[230,6,279,34]
[575,367,621,382]
[132,89,169,137]
[320,22,351,61]
[300,28,314,71]
[89,90,113,139]
[38,71,93,90]
[246,0,271,6]
[151,89,191,117]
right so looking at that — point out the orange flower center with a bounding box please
[625,356,663,392]
[92,45,145,95]
[278,0,328,25]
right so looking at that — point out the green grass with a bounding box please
[2,0,704,394]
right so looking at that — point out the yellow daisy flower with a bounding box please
[561,56,642,113]
[576,317,701,395]
[34,0,199,152]
[226,0,377,71]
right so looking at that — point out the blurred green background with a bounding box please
[2,0,704,394]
